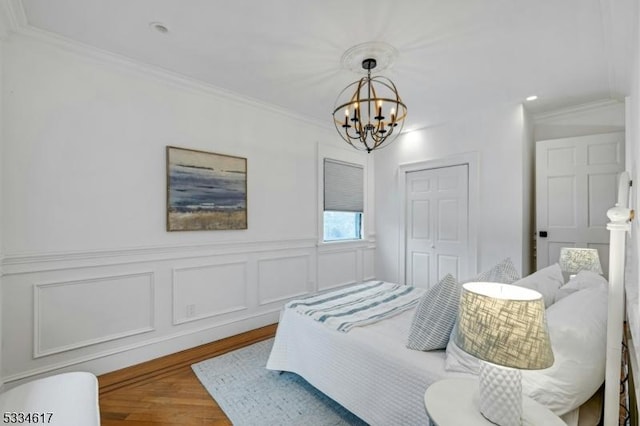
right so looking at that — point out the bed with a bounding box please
[267,283,469,425]
[266,172,634,426]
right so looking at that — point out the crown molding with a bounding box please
[532,98,624,122]
[3,1,331,132]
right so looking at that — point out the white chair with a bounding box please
[0,372,100,426]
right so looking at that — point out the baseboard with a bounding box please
[98,323,278,396]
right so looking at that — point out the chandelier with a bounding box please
[332,57,407,153]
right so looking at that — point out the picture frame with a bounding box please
[166,146,247,231]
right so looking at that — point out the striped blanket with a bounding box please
[286,281,421,332]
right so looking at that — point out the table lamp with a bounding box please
[558,247,603,280]
[455,282,554,426]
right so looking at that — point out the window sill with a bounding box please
[317,238,374,252]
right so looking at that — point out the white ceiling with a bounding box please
[10,0,639,131]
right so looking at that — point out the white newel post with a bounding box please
[603,172,632,426]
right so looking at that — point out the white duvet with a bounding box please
[266,298,472,425]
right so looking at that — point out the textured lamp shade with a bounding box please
[455,282,554,369]
[559,247,603,275]
[455,282,554,426]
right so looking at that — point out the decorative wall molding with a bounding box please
[257,253,312,305]
[317,248,359,291]
[33,272,155,358]
[172,261,249,325]
[362,247,376,281]
[3,234,372,384]
[1,237,318,275]
[5,309,281,384]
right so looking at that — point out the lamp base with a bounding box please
[479,361,522,426]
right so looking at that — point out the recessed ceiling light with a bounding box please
[149,22,169,34]
[526,95,538,101]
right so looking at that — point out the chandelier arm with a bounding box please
[345,128,366,141]
[345,114,369,141]
[334,125,368,145]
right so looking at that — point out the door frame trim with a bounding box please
[397,152,479,285]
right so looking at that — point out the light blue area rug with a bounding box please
[191,338,368,426]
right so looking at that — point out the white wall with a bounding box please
[374,103,530,283]
[625,0,640,378]
[0,35,374,384]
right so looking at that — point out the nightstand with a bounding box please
[424,378,565,426]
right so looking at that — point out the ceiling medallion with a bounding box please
[333,42,407,153]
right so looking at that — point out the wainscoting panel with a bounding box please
[34,272,155,358]
[172,261,248,325]
[317,248,358,291]
[362,247,376,281]
[257,254,311,305]
[2,238,372,384]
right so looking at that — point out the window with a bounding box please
[323,211,362,241]
[323,159,363,242]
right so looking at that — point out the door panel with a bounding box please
[438,255,459,281]
[405,164,468,289]
[547,176,576,227]
[411,252,431,288]
[536,132,624,275]
[588,173,618,227]
[411,200,430,239]
[438,199,459,241]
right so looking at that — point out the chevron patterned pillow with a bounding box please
[406,274,460,351]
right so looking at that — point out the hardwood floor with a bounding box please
[98,324,277,425]
[100,367,230,426]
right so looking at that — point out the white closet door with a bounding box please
[405,164,469,289]
[536,132,624,275]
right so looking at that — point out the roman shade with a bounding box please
[323,159,363,212]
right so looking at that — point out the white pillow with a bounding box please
[444,281,608,416]
[554,270,608,302]
[512,263,564,308]
[443,334,480,374]
[522,284,608,415]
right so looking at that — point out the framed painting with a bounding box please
[166,146,247,231]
